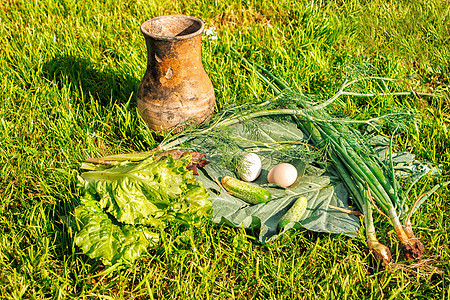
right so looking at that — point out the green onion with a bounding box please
[230,49,428,263]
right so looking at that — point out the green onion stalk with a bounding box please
[312,120,423,261]
[305,120,392,265]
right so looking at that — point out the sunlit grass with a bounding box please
[0,0,449,298]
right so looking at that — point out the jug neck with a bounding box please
[144,36,202,66]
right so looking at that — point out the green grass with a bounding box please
[1,0,449,298]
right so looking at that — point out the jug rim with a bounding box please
[140,15,205,41]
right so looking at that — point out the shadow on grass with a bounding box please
[42,55,140,108]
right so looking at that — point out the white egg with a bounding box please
[267,163,298,187]
[238,153,262,182]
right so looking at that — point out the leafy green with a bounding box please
[79,155,211,227]
[74,154,212,265]
[74,196,159,265]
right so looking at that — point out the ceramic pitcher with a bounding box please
[137,15,215,132]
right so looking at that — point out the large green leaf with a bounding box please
[197,163,359,243]
[187,118,361,243]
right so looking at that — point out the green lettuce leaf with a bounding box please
[79,154,211,227]
[74,154,212,265]
[74,195,159,265]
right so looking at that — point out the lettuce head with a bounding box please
[74,153,211,265]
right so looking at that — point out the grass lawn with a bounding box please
[1,0,449,298]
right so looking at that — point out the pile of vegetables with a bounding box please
[72,50,447,267]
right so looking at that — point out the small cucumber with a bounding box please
[221,176,272,204]
[278,196,307,229]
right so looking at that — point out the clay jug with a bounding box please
[137,15,215,132]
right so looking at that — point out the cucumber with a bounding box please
[221,176,272,204]
[278,196,307,229]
